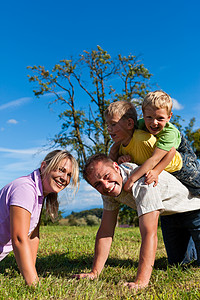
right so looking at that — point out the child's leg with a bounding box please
[172,165,200,196]
[172,134,200,196]
[178,134,198,161]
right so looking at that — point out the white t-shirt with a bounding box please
[103,163,200,217]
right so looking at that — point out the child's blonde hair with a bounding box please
[142,90,173,116]
[104,100,138,129]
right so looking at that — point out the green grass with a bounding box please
[0,226,200,299]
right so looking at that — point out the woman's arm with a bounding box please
[10,206,39,286]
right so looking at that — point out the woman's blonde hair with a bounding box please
[41,150,79,220]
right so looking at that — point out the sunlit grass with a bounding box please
[0,226,199,299]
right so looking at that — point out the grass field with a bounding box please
[0,225,200,299]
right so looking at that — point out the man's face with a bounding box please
[87,160,123,197]
[143,107,172,135]
[106,114,133,146]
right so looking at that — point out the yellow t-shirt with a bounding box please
[119,129,182,173]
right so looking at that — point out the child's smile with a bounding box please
[143,107,172,135]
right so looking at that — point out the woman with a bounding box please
[0,149,79,286]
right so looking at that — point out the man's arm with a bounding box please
[73,209,119,279]
[125,210,159,289]
[124,147,175,191]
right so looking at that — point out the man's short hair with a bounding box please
[104,100,138,128]
[142,90,173,116]
[83,153,113,183]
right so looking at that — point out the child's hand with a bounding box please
[123,177,135,192]
[145,170,159,187]
[118,155,132,164]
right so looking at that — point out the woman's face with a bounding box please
[41,158,72,196]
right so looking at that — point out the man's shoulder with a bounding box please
[119,162,138,174]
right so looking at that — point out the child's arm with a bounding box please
[123,147,176,192]
[108,142,121,162]
[145,147,176,186]
[118,155,132,164]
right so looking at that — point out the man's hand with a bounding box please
[73,210,118,284]
[118,155,132,164]
[72,272,97,280]
[145,170,159,186]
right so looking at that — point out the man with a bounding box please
[75,154,200,290]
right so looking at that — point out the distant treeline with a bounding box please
[65,208,103,220]
[60,208,103,226]
[64,206,140,227]
[41,206,143,227]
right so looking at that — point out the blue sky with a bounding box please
[0,0,200,215]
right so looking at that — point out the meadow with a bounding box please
[0,225,200,299]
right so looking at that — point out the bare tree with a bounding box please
[28,46,152,170]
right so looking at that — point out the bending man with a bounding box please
[75,153,200,290]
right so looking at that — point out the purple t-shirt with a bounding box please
[0,169,44,257]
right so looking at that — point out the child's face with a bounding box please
[143,106,172,135]
[106,114,133,146]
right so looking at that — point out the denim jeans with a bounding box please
[160,209,200,265]
[182,237,197,264]
[172,134,200,196]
